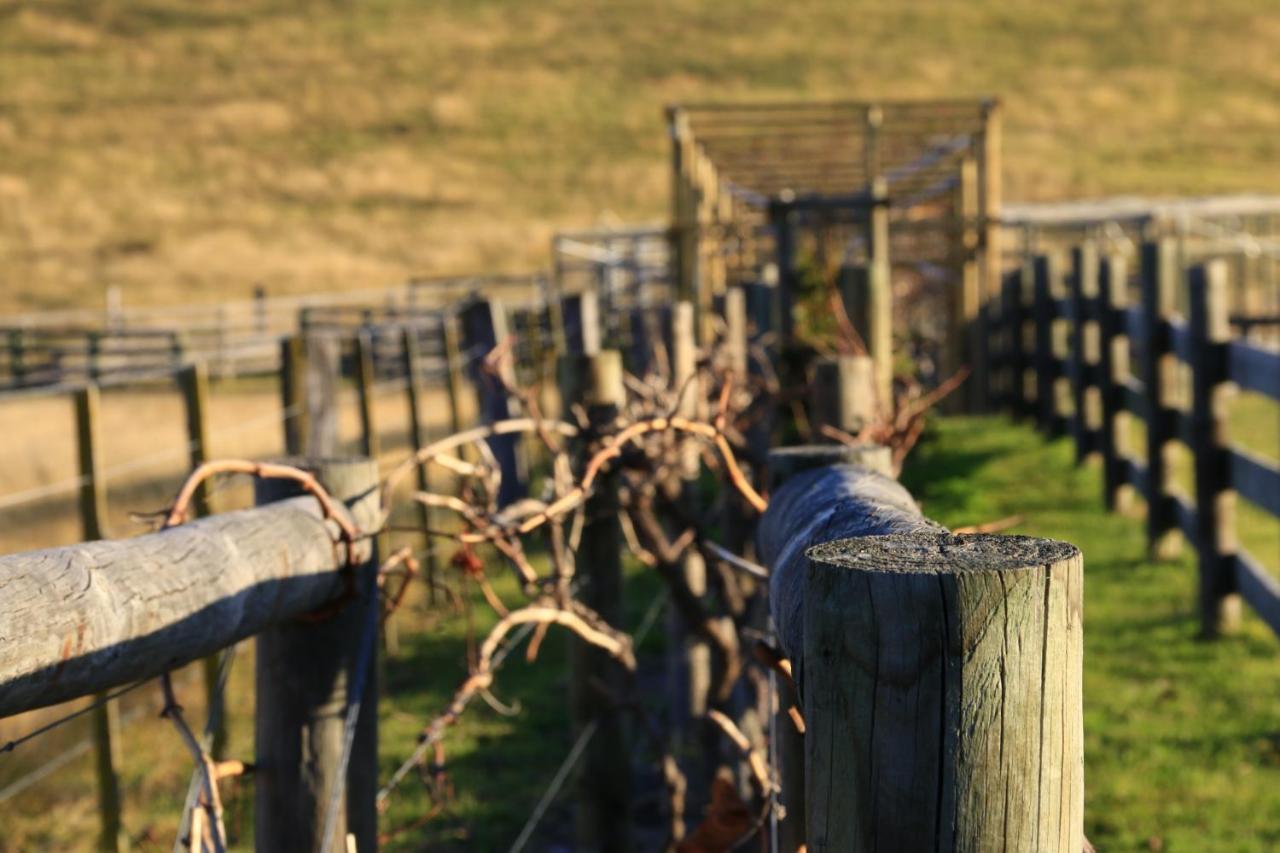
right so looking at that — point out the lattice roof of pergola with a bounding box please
[673,99,995,208]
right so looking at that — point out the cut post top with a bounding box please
[807,532,1080,576]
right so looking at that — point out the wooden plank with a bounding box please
[1189,261,1242,635]
[1230,448,1280,517]
[1120,305,1145,342]
[1069,242,1101,463]
[1141,239,1182,559]
[1003,268,1030,418]
[804,534,1083,852]
[1098,254,1136,511]
[1033,253,1063,435]
[1167,318,1193,364]
[255,458,381,853]
[1125,457,1151,501]
[1234,551,1280,637]
[1227,339,1280,399]
[1171,493,1199,542]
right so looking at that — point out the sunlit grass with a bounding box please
[901,416,1280,851]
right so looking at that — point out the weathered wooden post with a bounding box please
[439,312,467,437]
[73,385,126,853]
[354,330,380,460]
[460,297,525,506]
[178,361,229,760]
[560,289,602,359]
[956,154,983,412]
[566,350,631,852]
[8,328,27,387]
[769,199,797,343]
[401,326,438,604]
[306,334,341,459]
[804,533,1083,851]
[1033,253,1064,435]
[760,444,895,853]
[280,335,307,455]
[810,355,876,436]
[1189,260,1242,637]
[557,290,603,408]
[671,301,711,727]
[1006,264,1031,419]
[1141,239,1183,559]
[253,284,268,336]
[1098,254,1136,513]
[1069,242,1101,463]
[254,457,381,853]
[866,177,894,408]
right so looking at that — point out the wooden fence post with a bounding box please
[1141,239,1182,559]
[1189,261,1242,637]
[1098,254,1136,513]
[770,201,797,343]
[1033,253,1063,435]
[254,458,381,853]
[956,155,983,412]
[560,290,602,359]
[354,330,380,461]
[440,312,467,437]
[178,361,229,760]
[1070,241,1102,463]
[557,290,603,409]
[8,328,27,387]
[306,334,340,459]
[567,350,631,852]
[867,177,894,409]
[401,326,438,604]
[763,443,888,853]
[804,534,1083,851]
[460,298,525,506]
[280,335,307,455]
[810,356,876,436]
[670,302,711,727]
[1000,270,1022,417]
[74,385,126,853]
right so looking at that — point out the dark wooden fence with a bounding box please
[986,239,1280,638]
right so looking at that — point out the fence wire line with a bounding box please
[0,680,152,759]
[0,312,524,513]
[0,402,305,513]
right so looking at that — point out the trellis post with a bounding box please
[254,457,381,853]
[74,385,126,853]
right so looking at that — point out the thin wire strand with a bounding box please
[0,679,150,756]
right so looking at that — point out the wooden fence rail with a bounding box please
[758,451,1083,851]
[986,242,1280,638]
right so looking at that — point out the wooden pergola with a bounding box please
[667,99,1002,404]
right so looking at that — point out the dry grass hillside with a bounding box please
[2,0,1279,313]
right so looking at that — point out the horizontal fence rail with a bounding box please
[987,239,1280,638]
